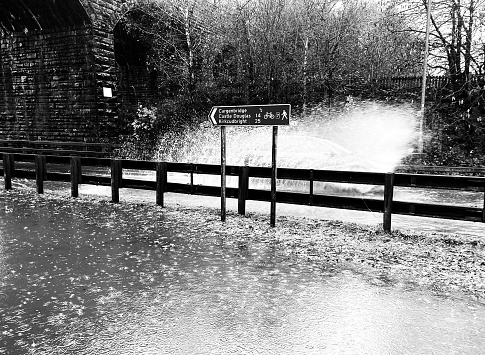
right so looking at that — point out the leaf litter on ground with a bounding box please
[2,179,485,301]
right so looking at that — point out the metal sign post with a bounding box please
[270,126,278,227]
[419,0,433,157]
[209,104,291,226]
[221,125,226,222]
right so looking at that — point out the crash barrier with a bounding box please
[397,165,485,176]
[1,153,484,231]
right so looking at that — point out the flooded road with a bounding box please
[1,188,485,354]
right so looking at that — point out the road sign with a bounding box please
[209,104,290,126]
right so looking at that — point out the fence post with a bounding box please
[35,154,46,194]
[383,172,395,232]
[190,163,194,195]
[111,159,122,203]
[309,169,314,205]
[156,161,167,207]
[3,153,12,190]
[70,156,81,198]
[482,189,485,223]
[8,153,15,178]
[238,165,249,215]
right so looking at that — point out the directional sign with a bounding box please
[209,104,290,126]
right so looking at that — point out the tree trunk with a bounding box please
[302,36,309,115]
[242,17,254,103]
[184,5,195,99]
[463,0,475,98]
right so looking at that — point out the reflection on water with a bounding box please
[1,190,485,354]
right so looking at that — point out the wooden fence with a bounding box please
[374,76,449,91]
[1,153,484,232]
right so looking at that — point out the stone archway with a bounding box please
[0,0,91,34]
[0,0,143,142]
[113,4,162,120]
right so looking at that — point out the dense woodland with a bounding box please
[115,0,485,166]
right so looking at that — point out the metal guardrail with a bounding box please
[1,153,484,231]
[396,165,485,176]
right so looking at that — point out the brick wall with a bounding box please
[0,0,148,142]
[92,26,118,140]
[0,27,100,141]
[117,66,159,106]
[80,0,138,29]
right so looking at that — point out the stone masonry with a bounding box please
[0,0,140,142]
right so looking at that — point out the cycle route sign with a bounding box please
[209,104,290,126]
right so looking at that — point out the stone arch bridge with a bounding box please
[0,0,155,141]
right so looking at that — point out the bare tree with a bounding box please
[118,0,433,109]
[388,0,485,103]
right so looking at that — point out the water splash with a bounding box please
[154,101,418,173]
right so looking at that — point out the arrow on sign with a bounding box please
[209,107,218,125]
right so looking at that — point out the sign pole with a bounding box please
[221,125,227,222]
[270,126,278,227]
[419,0,432,157]
[209,104,290,224]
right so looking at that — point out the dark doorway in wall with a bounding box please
[114,11,152,67]
[113,9,160,137]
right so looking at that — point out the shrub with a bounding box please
[132,105,159,143]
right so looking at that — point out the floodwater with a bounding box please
[1,187,485,354]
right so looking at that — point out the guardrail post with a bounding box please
[309,169,314,205]
[70,156,81,198]
[383,172,395,232]
[35,154,46,194]
[156,161,167,207]
[190,163,194,194]
[3,153,12,190]
[482,189,485,223]
[238,165,249,215]
[111,159,122,203]
[8,153,15,178]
